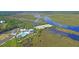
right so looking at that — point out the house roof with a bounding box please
[35,24,52,29]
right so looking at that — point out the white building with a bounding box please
[0,20,5,24]
[35,24,52,29]
[16,29,34,38]
[20,29,27,32]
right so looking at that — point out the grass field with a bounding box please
[50,14,79,26]
[1,38,17,47]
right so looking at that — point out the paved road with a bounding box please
[0,28,18,45]
[0,35,15,45]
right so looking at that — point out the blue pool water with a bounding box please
[16,31,30,38]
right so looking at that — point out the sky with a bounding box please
[0,0,79,11]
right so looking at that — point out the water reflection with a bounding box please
[49,28,79,41]
[44,16,79,32]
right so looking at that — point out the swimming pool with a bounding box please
[16,31,30,38]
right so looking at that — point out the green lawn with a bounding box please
[0,38,17,47]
